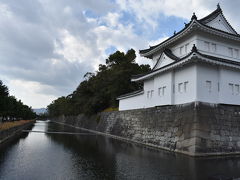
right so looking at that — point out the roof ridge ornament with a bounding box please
[217,3,221,10]
[191,44,198,52]
[139,5,239,57]
[191,12,197,21]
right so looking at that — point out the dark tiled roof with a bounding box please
[139,21,191,55]
[197,51,240,66]
[199,21,240,37]
[117,89,143,99]
[133,47,196,80]
[131,73,147,79]
[164,49,180,60]
[139,5,239,57]
[151,49,180,70]
[134,45,240,81]
[199,4,238,35]
[199,4,222,24]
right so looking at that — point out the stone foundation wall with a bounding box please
[0,121,35,144]
[52,102,240,156]
[195,103,240,155]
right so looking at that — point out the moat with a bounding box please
[0,120,240,180]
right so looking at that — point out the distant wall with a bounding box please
[118,93,145,111]
[119,63,240,111]
[197,64,240,105]
[52,102,240,156]
[119,64,198,111]
[196,33,240,62]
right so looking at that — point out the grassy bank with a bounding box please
[0,120,34,131]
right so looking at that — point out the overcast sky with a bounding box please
[0,0,239,108]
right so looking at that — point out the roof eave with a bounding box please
[139,20,197,57]
[117,90,144,100]
[140,21,240,58]
[132,56,194,82]
[199,6,238,35]
[133,51,240,82]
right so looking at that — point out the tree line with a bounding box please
[47,49,150,117]
[0,81,36,122]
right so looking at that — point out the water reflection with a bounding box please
[0,121,240,180]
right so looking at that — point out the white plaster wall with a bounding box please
[170,35,198,57]
[153,72,172,105]
[196,64,219,103]
[153,51,161,61]
[149,30,240,70]
[196,34,240,62]
[219,68,240,104]
[150,35,198,69]
[118,94,145,111]
[143,66,198,107]
[206,14,235,34]
[119,64,240,111]
[153,53,174,70]
[151,32,240,67]
[144,78,155,108]
[119,64,198,110]
[194,64,240,105]
[152,32,240,66]
[174,65,197,104]
[152,51,161,68]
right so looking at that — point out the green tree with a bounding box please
[47,49,150,116]
[0,80,9,97]
[0,81,36,121]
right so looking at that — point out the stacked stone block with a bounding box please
[53,102,240,156]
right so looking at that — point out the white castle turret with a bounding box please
[118,5,240,111]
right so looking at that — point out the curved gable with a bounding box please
[199,4,238,35]
[205,14,237,35]
[140,5,240,58]
[152,52,176,70]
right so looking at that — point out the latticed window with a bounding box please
[151,90,154,97]
[204,41,210,51]
[229,83,234,95]
[206,81,212,92]
[235,84,240,95]
[178,83,183,93]
[228,48,233,57]
[234,49,239,59]
[184,81,188,92]
[211,43,216,52]
[158,88,162,96]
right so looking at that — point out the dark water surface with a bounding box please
[0,121,240,180]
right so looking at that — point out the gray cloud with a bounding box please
[0,0,115,102]
[0,0,239,108]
